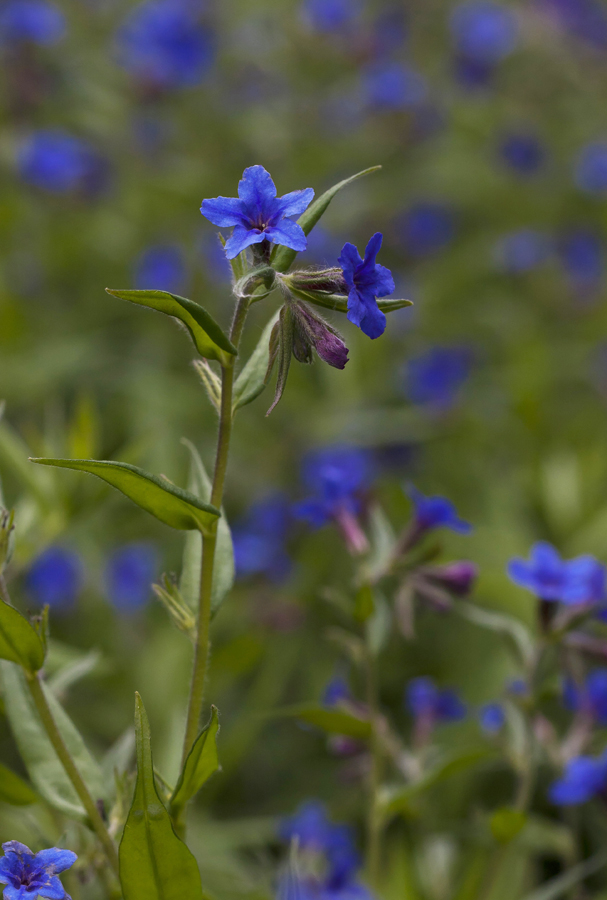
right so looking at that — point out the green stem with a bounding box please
[181,295,250,768]
[365,646,383,889]
[26,671,120,876]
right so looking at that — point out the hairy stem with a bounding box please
[181,295,250,768]
[26,672,120,876]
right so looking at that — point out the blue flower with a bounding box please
[25,547,83,611]
[338,233,395,339]
[406,677,467,722]
[104,542,157,613]
[495,229,552,273]
[300,0,360,33]
[558,230,603,294]
[404,346,473,412]
[549,753,607,805]
[0,0,65,45]
[563,671,607,723]
[398,203,455,257]
[323,676,352,708]
[498,133,545,175]
[479,702,505,734]
[233,494,292,582]
[201,166,314,260]
[364,62,428,111]
[134,244,187,294]
[18,131,107,195]
[115,0,214,90]
[278,801,363,891]
[0,841,76,900]
[575,143,607,195]
[407,485,472,535]
[450,1,519,64]
[508,542,607,605]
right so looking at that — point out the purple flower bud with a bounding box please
[426,561,478,596]
[294,302,349,370]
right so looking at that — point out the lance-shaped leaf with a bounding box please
[271,703,372,739]
[119,694,205,900]
[233,311,280,412]
[289,287,413,315]
[29,459,220,535]
[272,166,382,273]
[170,707,219,818]
[0,762,38,806]
[0,599,45,672]
[0,661,108,820]
[180,440,234,615]
[106,289,237,366]
[266,305,294,416]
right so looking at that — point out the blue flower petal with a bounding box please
[237,165,277,209]
[265,218,308,252]
[200,196,245,227]
[33,850,77,876]
[372,263,395,297]
[3,885,28,900]
[224,225,265,259]
[276,187,315,218]
[338,242,363,282]
[37,875,66,900]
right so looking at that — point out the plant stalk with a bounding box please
[181,295,250,767]
[26,672,120,876]
[365,645,383,889]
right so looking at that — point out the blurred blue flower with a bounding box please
[278,801,364,892]
[454,56,494,88]
[104,542,157,613]
[199,232,232,283]
[233,494,291,582]
[0,0,65,45]
[398,203,455,257]
[338,233,395,339]
[406,676,467,722]
[407,485,472,535]
[364,62,427,111]
[300,225,344,267]
[507,678,529,696]
[558,230,603,294]
[300,0,360,33]
[18,130,107,195]
[575,142,607,195]
[563,671,607,723]
[134,244,187,293]
[479,702,505,734]
[549,753,607,805]
[404,345,473,412]
[495,229,552,273]
[498,133,545,175]
[25,546,83,610]
[116,0,214,90]
[507,542,607,605]
[541,0,607,51]
[294,446,371,529]
[0,841,76,900]
[450,1,519,64]
[323,675,352,708]
[201,165,314,260]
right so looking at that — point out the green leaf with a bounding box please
[233,312,280,412]
[0,761,38,806]
[354,584,375,622]
[0,661,108,820]
[490,807,527,843]
[119,694,205,900]
[170,707,220,817]
[380,748,495,818]
[456,602,536,667]
[0,599,45,672]
[272,703,372,739]
[29,458,220,535]
[105,289,237,366]
[272,166,382,273]
[180,440,234,614]
[289,287,413,315]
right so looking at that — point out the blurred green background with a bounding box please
[3,0,607,896]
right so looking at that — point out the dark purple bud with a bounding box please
[286,267,349,294]
[426,561,478,596]
[294,302,349,370]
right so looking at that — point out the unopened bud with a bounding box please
[292,301,349,370]
[284,268,348,295]
[152,574,196,640]
[423,561,478,596]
